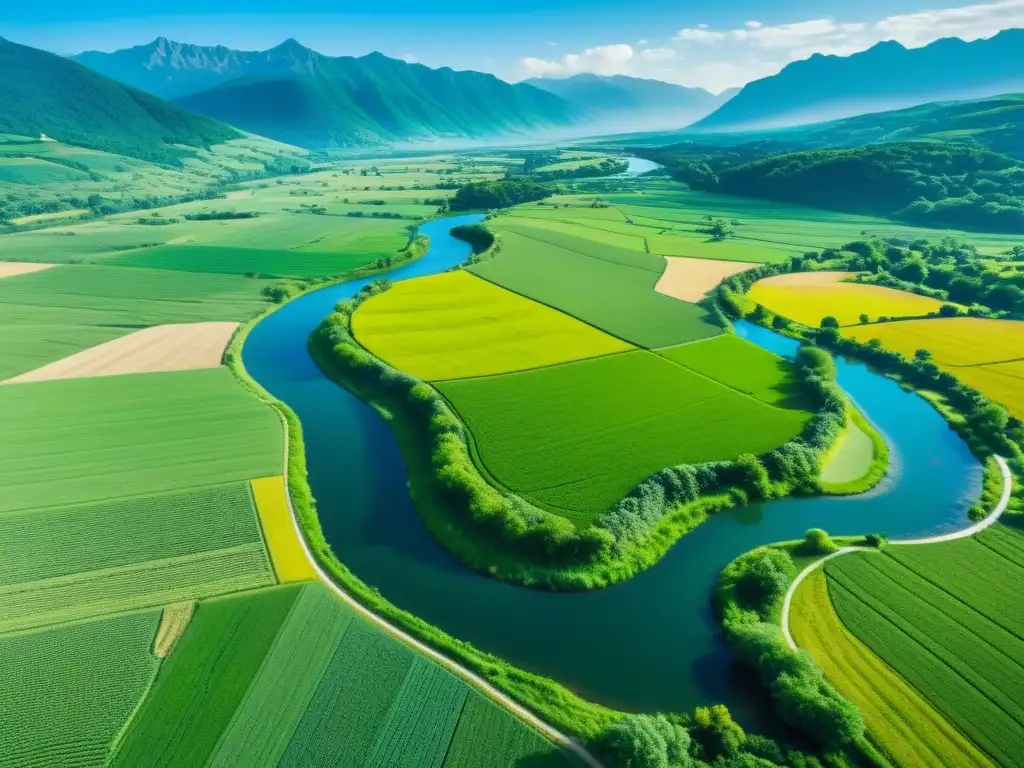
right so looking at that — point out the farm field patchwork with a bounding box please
[655,256,756,302]
[647,233,798,263]
[251,476,319,583]
[748,271,948,327]
[352,270,631,380]
[0,261,54,278]
[0,482,275,632]
[114,584,573,767]
[495,213,649,253]
[656,334,811,409]
[470,229,722,348]
[0,609,162,768]
[791,569,992,768]
[825,527,1024,768]
[844,317,1024,418]
[0,367,281,513]
[4,321,239,383]
[436,349,812,524]
[0,263,267,378]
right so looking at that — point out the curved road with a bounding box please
[781,454,1013,649]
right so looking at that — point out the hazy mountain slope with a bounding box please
[174,47,579,147]
[78,38,580,148]
[692,29,1024,132]
[526,73,728,130]
[0,38,239,165]
[73,37,319,100]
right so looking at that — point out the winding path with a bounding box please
[781,454,1013,650]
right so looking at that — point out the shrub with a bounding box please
[597,714,692,768]
[800,528,838,555]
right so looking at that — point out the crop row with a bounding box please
[826,546,1024,766]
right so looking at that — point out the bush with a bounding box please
[597,714,692,768]
[800,528,838,555]
[734,550,795,611]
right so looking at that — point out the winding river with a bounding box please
[243,215,982,726]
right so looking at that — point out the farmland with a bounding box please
[252,476,320,583]
[112,584,574,767]
[791,569,993,768]
[0,368,281,512]
[0,482,275,632]
[844,317,1024,418]
[436,348,812,523]
[825,527,1024,767]
[352,270,631,380]
[469,228,723,348]
[655,256,754,302]
[747,271,949,327]
[0,609,163,767]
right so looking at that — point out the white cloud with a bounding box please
[401,53,418,63]
[516,0,1024,91]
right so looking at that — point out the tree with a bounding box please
[858,313,870,324]
[772,315,791,331]
[692,705,745,758]
[820,316,840,329]
[985,283,1024,311]
[914,349,933,361]
[938,303,961,317]
[598,715,691,768]
[736,552,792,608]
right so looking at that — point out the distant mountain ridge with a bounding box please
[692,29,1024,132]
[524,73,732,131]
[74,39,582,148]
[0,37,239,165]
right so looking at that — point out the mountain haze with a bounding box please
[692,29,1024,132]
[0,37,239,165]
[75,39,581,148]
[525,73,731,130]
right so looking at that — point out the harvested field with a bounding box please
[252,476,319,583]
[4,322,239,383]
[154,601,195,658]
[437,350,811,524]
[655,256,754,302]
[748,271,948,326]
[352,271,631,380]
[792,569,992,768]
[0,261,55,279]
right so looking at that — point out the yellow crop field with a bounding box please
[791,569,992,768]
[844,318,1024,419]
[845,317,1024,366]
[748,272,948,327]
[251,476,318,583]
[351,270,631,381]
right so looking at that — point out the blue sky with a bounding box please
[4,0,1023,91]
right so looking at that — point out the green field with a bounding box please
[0,367,281,512]
[826,526,1024,767]
[0,483,275,632]
[113,584,573,767]
[352,270,631,381]
[0,609,162,768]
[0,264,267,378]
[437,349,812,523]
[657,334,810,408]
[470,228,722,348]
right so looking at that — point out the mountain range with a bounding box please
[75,39,581,148]
[692,29,1024,132]
[525,74,735,131]
[0,37,239,165]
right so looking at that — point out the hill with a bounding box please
[692,29,1024,132]
[76,39,580,148]
[525,73,728,131]
[694,142,1024,232]
[0,37,240,166]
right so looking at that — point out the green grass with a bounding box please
[647,232,797,263]
[495,214,649,253]
[0,368,281,513]
[0,609,162,768]
[826,531,1024,767]
[0,156,88,183]
[365,656,469,768]
[820,417,876,484]
[108,244,388,278]
[279,618,419,767]
[436,350,812,523]
[0,264,267,378]
[207,584,354,767]
[470,229,722,348]
[656,334,811,408]
[111,585,303,768]
[0,483,275,632]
